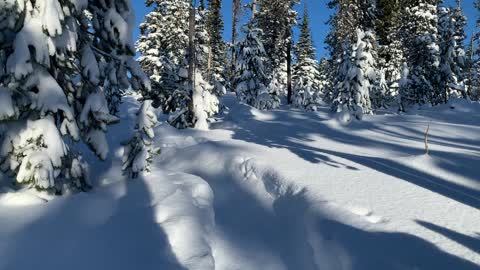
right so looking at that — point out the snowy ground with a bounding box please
[1,94,479,270]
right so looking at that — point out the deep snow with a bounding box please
[0,93,479,270]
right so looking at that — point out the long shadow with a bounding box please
[159,138,480,269]
[0,175,185,270]
[313,218,480,270]
[417,220,480,255]
[218,102,480,209]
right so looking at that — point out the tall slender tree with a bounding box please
[256,0,299,99]
[293,5,321,111]
[230,0,242,88]
[206,0,228,95]
[399,0,441,110]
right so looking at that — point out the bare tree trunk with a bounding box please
[230,0,240,89]
[467,34,475,99]
[188,3,196,112]
[207,46,212,80]
[286,33,293,104]
[252,0,257,19]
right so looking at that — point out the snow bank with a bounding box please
[0,171,215,270]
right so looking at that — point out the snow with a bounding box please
[1,117,69,189]
[1,94,479,269]
[0,87,17,120]
[81,46,100,85]
[0,191,47,206]
[25,66,75,120]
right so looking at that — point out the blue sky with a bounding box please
[133,0,477,59]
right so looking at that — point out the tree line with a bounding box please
[0,0,478,193]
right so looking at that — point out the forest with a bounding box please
[0,0,479,269]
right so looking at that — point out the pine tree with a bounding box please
[122,100,160,178]
[399,0,441,109]
[333,29,378,120]
[206,0,228,96]
[471,0,480,100]
[0,0,150,192]
[138,0,218,129]
[234,24,279,110]
[377,0,404,104]
[438,6,466,103]
[292,6,321,111]
[137,0,190,113]
[256,0,299,94]
[318,57,332,99]
[452,0,467,70]
[326,0,377,64]
[196,1,210,73]
[327,0,381,106]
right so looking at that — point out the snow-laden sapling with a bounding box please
[123,100,160,178]
[333,29,378,121]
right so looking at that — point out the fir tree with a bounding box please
[292,5,321,111]
[234,24,279,110]
[0,0,150,192]
[137,0,218,129]
[318,57,332,99]
[399,0,441,109]
[438,6,466,102]
[137,0,190,112]
[256,0,299,91]
[377,0,404,103]
[206,0,228,96]
[327,0,380,109]
[123,100,160,178]
[333,29,378,120]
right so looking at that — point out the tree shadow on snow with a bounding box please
[215,101,480,209]
[158,138,479,269]
[312,218,479,270]
[0,175,185,270]
[416,220,480,255]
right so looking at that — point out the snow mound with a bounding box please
[0,192,47,206]
[446,98,480,113]
[0,172,215,270]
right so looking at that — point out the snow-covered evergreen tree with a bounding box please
[326,0,377,68]
[377,0,404,104]
[138,0,218,129]
[256,0,299,85]
[379,38,404,102]
[438,6,466,103]
[333,29,378,120]
[327,0,380,110]
[470,0,480,101]
[122,100,160,178]
[137,0,190,113]
[234,24,278,110]
[195,1,211,74]
[292,6,321,111]
[399,0,441,109]
[206,0,228,96]
[318,57,333,102]
[0,0,149,192]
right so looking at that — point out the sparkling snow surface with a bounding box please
[0,94,479,270]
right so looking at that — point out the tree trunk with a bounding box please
[230,0,240,89]
[287,34,293,104]
[188,3,196,111]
